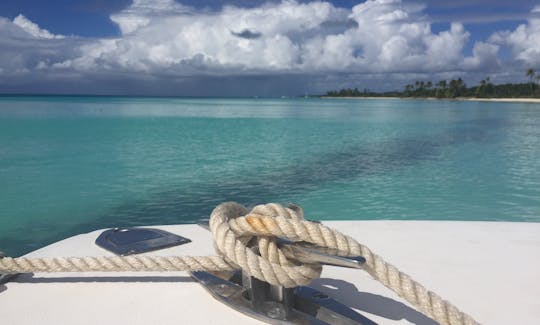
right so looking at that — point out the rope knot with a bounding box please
[209,202,323,287]
[209,202,481,324]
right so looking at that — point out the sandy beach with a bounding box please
[322,96,540,103]
[459,97,540,103]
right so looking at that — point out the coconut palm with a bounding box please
[527,69,536,95]
[404,84,414,96]
[526,68,535,82]
[485,77,494,96]
[477,79,486,97]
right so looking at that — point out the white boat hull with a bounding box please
[1,221,539,324]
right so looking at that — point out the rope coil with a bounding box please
[0,202,479,325]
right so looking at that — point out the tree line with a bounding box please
[325,69,540,99]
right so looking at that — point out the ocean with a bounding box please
[1,96,539,256]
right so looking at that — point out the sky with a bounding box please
[0,0,539,96]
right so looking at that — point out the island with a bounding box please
[323,69,540,102]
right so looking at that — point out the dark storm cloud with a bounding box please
[230,29,262,39]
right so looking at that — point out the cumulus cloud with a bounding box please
[0,16,74,78]
[301,1,470,72]
[70,0,345,72]
[13,14,64,39]
[489,5,540,67]
[0,0,536,95]
[52,0,477,75]
[463,42,500,71]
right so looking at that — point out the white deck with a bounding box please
[1,221,539,325]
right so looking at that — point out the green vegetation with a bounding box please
[325,69,540,99]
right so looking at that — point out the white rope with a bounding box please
[0,202,479,325]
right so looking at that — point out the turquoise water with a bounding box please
[1,96,539,256]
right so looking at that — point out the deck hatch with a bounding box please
[95,228,191,255]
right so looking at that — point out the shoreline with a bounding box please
[321,96,540,103]
[458,97,540,103]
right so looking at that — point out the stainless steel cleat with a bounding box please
[191,270,377,325]
[277,239,365,269]
[193,219,376,324]
[196,219,366,269]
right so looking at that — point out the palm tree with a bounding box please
[437,80,447,89]
[456,78,466,97]
[526,68,535,82]
[414,81,421,93]
[424,81,433,96]
[526,68,536,95]
[447,79,458,98]
[404,84,414,96]
[477,79,486,97]
[436,80,447,98]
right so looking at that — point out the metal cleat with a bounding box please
[194,221,377,324]
[191,267,377,324]
[277,239,366,270]
[196,220,366,270]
